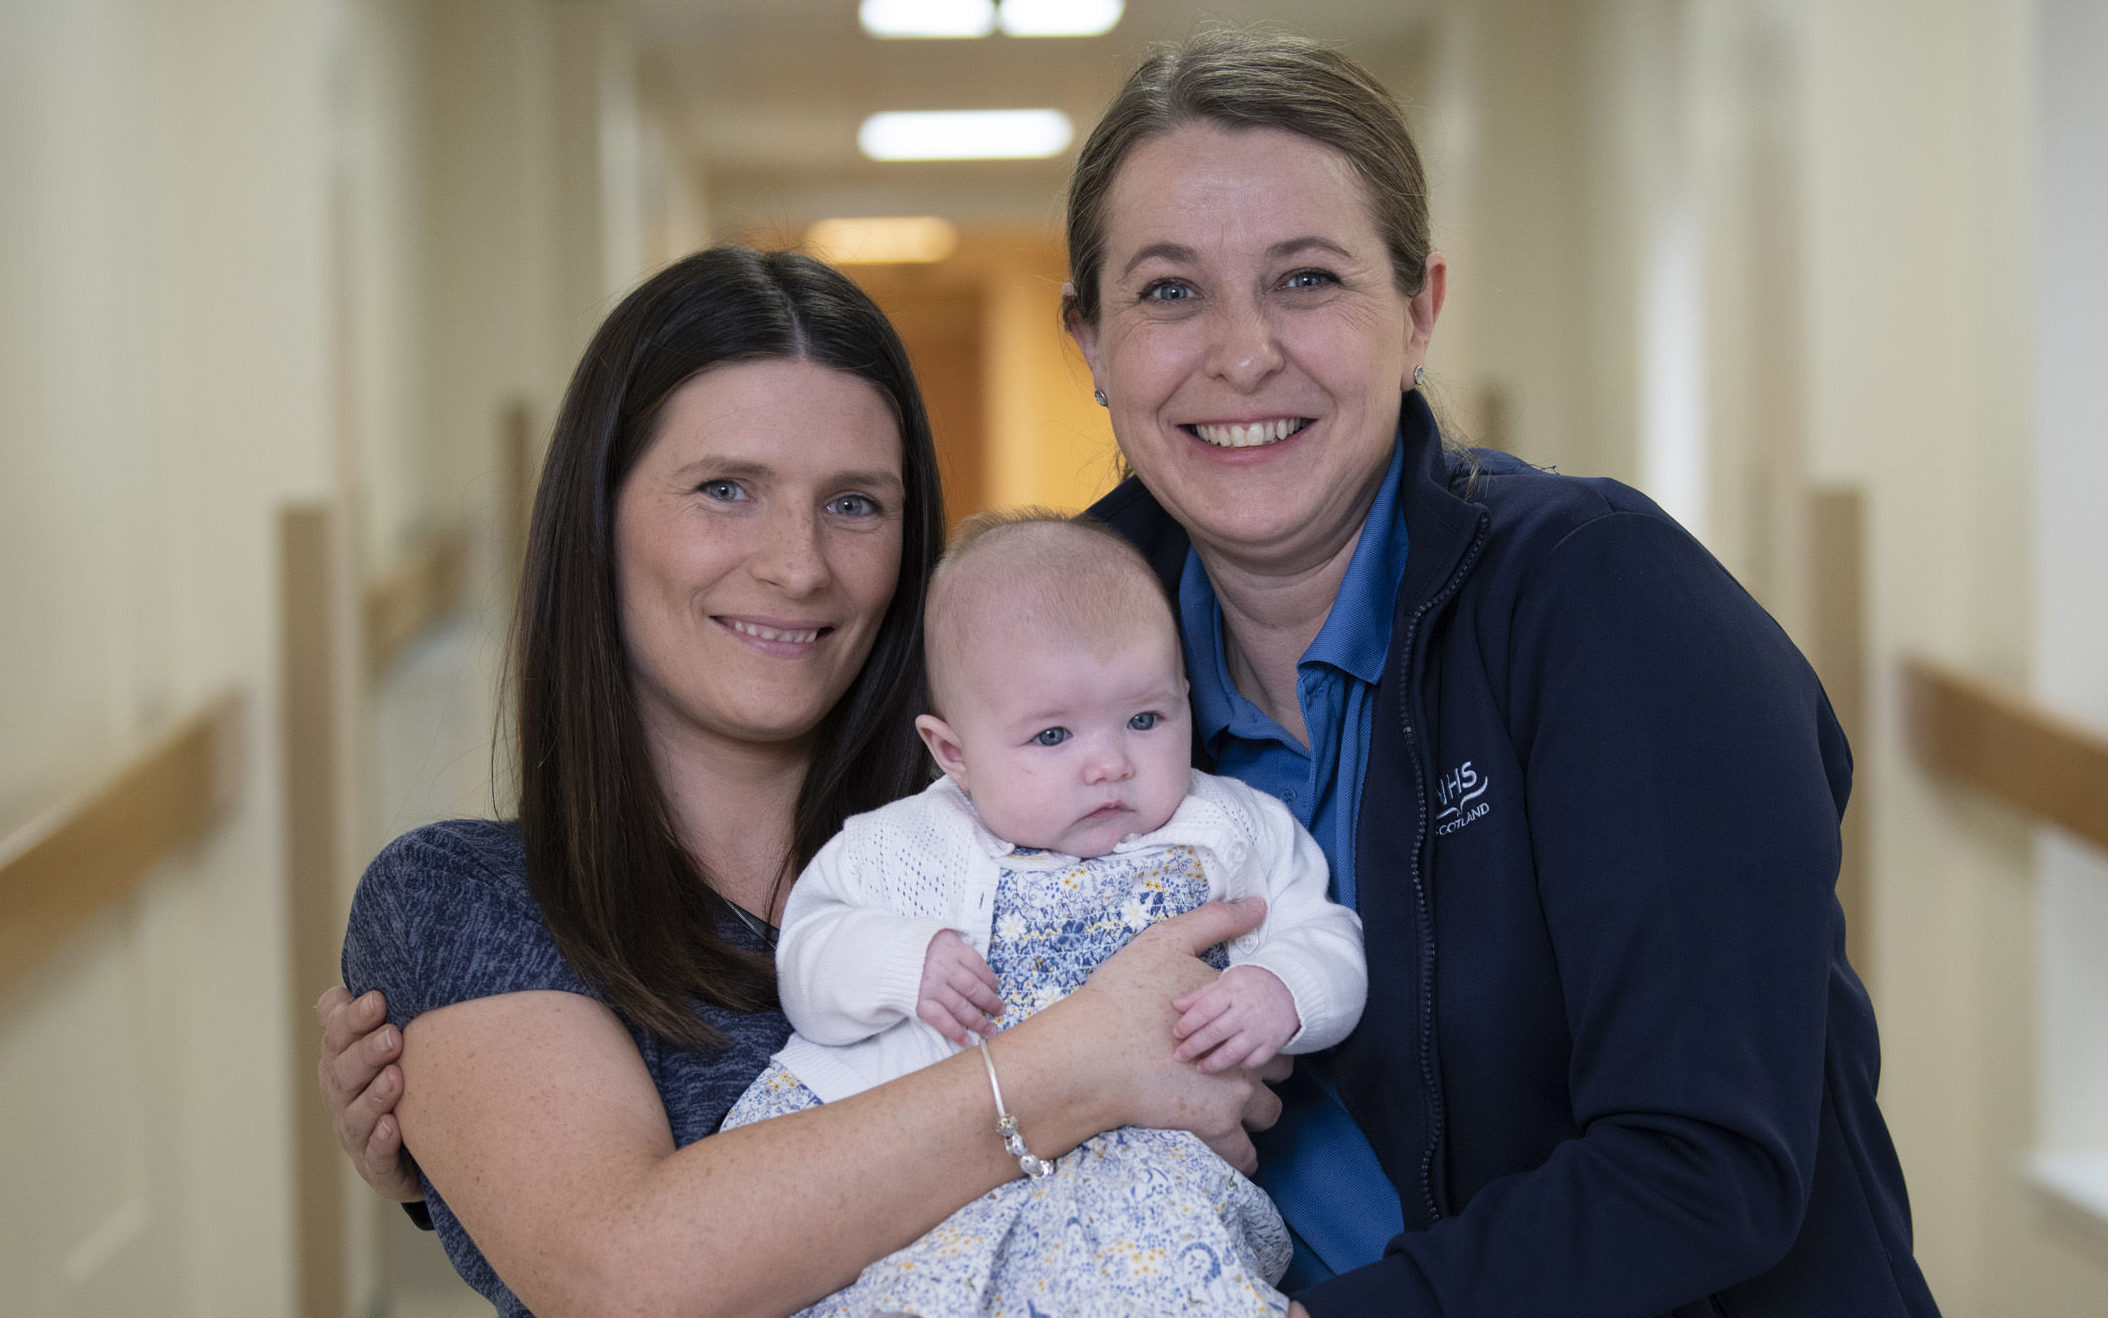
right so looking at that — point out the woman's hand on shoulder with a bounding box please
[1067,896,1286,1172]
[316,985,421,1202]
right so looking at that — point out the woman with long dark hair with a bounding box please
[326,246,1276,1316]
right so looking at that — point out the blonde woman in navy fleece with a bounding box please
[1060,31,1937,1317]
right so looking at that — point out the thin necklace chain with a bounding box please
[726,899,779,951]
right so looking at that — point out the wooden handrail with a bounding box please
[361,521,470,677]
[1903,656,2108,851]
[0,690,245,998]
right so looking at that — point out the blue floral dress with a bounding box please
[723,843,1291,1317]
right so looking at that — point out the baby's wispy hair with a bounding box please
[924,508,1179,717]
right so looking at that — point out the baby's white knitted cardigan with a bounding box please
[772,769,1368,1103]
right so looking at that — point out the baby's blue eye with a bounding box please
[1128,712,1159,731]
[1033,727,1070,747]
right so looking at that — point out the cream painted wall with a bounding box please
[1,0,647,1312]
[2033,0,2108,1183]
[339,0,434,575]
[550,0,653,371]
[1425,0,1601,477]
[641,106,713,276]
[1788,0,2108,1311]
[352,0,661,859]
[1425,0,1815,608]
[1685,0,1809,621]
[0,0,336,1312]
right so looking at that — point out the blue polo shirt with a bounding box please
[1177,438,1410,1285]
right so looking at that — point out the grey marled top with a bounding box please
[342,819,790,1316]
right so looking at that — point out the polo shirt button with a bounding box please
[1232,934,1260,954]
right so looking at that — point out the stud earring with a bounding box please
[1093,389,1108,407]
[1413,365,1426,388]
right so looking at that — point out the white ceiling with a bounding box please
[633,1,1437,235]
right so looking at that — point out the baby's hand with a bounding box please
[917,929,1004,1047]
[1171,965,1300,1073]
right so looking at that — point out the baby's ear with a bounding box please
[915,714,971,790]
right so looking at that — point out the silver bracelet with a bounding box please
[978,1039,1056,1179]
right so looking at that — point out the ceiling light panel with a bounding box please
[998,0,1124,37]
[860,0,995,39]
[858,110,1074,161]
[804,217,961,265]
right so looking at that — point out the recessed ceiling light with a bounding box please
[804,217,962,265]
[860,0,995,39]
[858,110,1074,161]
[998,0,1123,37]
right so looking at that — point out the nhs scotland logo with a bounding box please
[1435,760,1491,836]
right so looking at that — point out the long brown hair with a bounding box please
[516,247,943,1048]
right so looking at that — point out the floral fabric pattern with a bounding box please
[724,844,1288,1317]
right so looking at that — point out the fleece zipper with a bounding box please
[1394,507,1491,1223]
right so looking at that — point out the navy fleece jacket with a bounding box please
[1089,393,1939,1317]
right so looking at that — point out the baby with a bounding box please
[724,510,1366,1317]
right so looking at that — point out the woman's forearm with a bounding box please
[401,989,1138,1317]
[621,1001,1127,1316]
[401,900,1269,1317]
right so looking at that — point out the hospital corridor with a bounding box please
[2,1,2105,1314]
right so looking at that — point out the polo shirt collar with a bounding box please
[1180,436,1412,749]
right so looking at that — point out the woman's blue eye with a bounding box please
[1128,712,1159,731]
[699,479,747,502]
[827,492,880,517]
[1284,269,1338,290]
[1033,727,1070,747]
[1143,280,1195,303]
